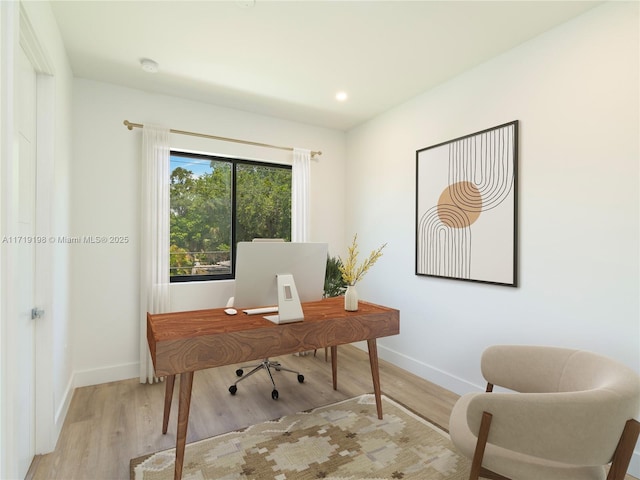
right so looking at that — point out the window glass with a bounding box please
[236,163,292,243]
[169,152,291,282]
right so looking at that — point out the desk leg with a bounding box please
[367,339,383,419]
[331,346,338,390]
[174,371,194,480]
[162,375,176,434]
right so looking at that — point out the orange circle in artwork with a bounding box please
[437,181,482,228]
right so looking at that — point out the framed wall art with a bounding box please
[415,120,518,287]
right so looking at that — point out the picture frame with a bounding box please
[415,120,518,287]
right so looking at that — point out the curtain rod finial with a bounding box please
[124,120,133,130]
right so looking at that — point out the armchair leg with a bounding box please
[469,411,493,480]
[607,419,640,480]
[469,411,511,480]
[479,467,511,480]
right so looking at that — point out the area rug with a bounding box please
[130,394,471,479]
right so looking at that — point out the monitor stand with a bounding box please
[263,273,304,324]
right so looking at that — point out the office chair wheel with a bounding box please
[297,374,304,383]
[229,385,238,395]
[271,389,279,400]
[235,369,243,377]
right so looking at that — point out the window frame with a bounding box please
[169,150,292,283]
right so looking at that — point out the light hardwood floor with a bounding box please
[28,345,637,480]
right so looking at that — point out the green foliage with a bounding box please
[235,164,291,242]
[324,255,347,298]
[169,157,292,277]
[170,244,193,276]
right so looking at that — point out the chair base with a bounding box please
[228,358,304,400]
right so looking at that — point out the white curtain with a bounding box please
[292,148,311,242]
[139,125,171,383]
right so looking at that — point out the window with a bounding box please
[169,151,292,282]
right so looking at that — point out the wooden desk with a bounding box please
[147,296,400,480]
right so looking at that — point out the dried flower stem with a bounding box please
[338,234,386,286]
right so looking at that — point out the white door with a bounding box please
[14,44,38,478]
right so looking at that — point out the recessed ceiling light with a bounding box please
[140,58,159,73]
[335,91,348,102]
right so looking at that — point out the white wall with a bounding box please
[70,80,347,385]
[347,2,639,470]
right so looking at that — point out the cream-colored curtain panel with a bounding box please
[139,125,171,383]
[292,148,310,242]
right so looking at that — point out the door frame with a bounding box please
[20,1,57,456]
[0,2,56,476]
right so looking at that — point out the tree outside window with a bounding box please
[169,152,291,282]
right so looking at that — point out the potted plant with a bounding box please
[324,255,347,298]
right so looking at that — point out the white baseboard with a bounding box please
[54,376,74,441]
[373,342,640,479]
[39,364,138,456]
[366,341,480,396]
[72,361,139,389]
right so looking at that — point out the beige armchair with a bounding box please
[449,345,640,480]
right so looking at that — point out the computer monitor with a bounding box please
[232,242,328,321]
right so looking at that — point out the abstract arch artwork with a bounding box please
[415,121,518,286]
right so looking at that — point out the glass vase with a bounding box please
[344,284,358,311]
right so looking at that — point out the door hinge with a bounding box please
[31,307,44,319]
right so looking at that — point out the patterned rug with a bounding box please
[130,394,471,479]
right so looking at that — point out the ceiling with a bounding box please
[50,0,601,131]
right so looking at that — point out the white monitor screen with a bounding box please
[233,242,328,309]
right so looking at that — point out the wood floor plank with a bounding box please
[27,345,638,480]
